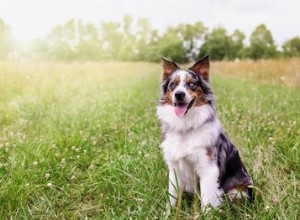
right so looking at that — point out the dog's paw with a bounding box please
[201,191,223,209]
[226,185,254,202]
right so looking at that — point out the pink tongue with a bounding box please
[175,105,188,118]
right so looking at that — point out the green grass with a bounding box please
[0,61,299,219]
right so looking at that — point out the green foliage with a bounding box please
[282,36,300,57]
[0,19,13,60]
[170,22,206,60]
[229,29,246,59]
[249,24,277,59]
[100,21,123,60]
[46,20,104,60]
[199,27,231,60]
[158,34,188,63]
[1,16,300,61]
[116,15,137,61]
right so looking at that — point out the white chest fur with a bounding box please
[158,104,222,173]
[161,120,220,163]
[161,118,221,194]
[158,105,224,207]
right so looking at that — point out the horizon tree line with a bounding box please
[1,16,300,62]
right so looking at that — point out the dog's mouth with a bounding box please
[174,98,195,118]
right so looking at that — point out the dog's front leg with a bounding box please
[199,165,223,210]
[168,167,184,207]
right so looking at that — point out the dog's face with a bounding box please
[160,55,211,118]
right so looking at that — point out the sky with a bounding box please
[0,0,299,46]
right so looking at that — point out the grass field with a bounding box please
[0,60,299,219]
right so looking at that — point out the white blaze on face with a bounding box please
[171,70,193,118]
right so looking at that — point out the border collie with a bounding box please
[157,55,253,210]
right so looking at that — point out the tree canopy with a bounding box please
[249,24,277,59]
[0,16,299,62]
[282,36,300,57]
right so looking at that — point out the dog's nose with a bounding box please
[175,91,185,100]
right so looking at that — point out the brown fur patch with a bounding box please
[235,184,248,192]
[185,76,194,84]
[186,88,206,107]
[162,76,180,105]
[173,76,180,84]
[206,147,214,159]
[225,183,252,203]
[185,75,206,106]
[164,89,173,105]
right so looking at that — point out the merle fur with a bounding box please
[159,70,254,202]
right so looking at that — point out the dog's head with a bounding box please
[159,55,214,118]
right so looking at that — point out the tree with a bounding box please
[158,32,188,63]
[17,17,292,62]
[169,22,206,61]
[117,15,137,61]
[249,24,277,59]
[47,20,78,60]
[282,36,300,57]
[199,27,231,60]
[0,18,13,59]
[134,18,153,61]
[141,30,161,62]
[77,22,102,60]
[100,21,123,59]
[229,29,245,59]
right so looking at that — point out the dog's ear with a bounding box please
[161,57,181,80]
[189,54,210,82]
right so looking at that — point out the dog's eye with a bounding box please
[169,82,177,90]
[187,82,195,88]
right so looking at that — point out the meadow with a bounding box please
[0,59,299,219]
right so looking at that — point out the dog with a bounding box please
[157,55,253,210]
